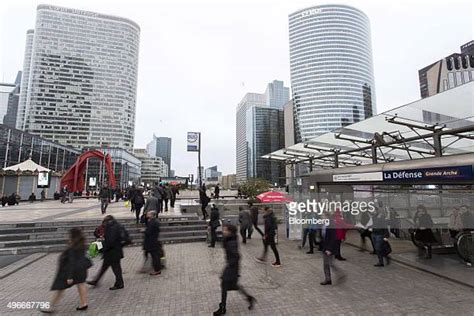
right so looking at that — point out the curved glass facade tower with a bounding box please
[18,5,140,150]
[289,4,376,141]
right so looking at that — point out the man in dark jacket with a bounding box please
[87,215,125,290]
[152,183,165,213]
[238,206,251,244]
[248,202,263,238]
[163,184,172,212]
[170,185,179,208]
[372,209,391,266]
[213,223,255,316]
[214,184,220,199]
[199,184,210,220]
[144,193,160,224]
[142,211,161,275]
[255,207,281,267]
[99,185,110,215]
[209,205,220,248]
[320,216,346,285]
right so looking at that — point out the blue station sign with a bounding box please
[383,165,474,182]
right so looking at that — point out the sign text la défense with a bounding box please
[383,166,473,181]
[301,8,322,17]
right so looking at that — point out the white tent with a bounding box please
[3,158,50,172]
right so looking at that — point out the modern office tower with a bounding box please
[236,81,289,184]
[0,83,16,122]
[133,149,168,186]
[204,165,222,182]
[265,80,290,109]
[16,30,34,131]
[236,93,266,184]
[17,5,140,150]
[2,72,22,128]
[419,41,474,99]
[146,135,172,175]
[246,106,285,186]
[289,4,376,140]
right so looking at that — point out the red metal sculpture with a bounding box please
[60,150,116,192]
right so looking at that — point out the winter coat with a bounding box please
[321,223,338,253]
[239,210,251,229]
[143,218,160,251]
[144,196,160,212]
[263,211,277,242]
[221,235,240,290]
[102,220,124,264]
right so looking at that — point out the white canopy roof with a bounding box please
[3,158,50,172]
[263,81,474,168]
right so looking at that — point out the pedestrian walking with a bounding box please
[255,206,281,267]
[306,212,320,254]
[133,189,145,224]
[99,185,110,215]
[41,189,46,202]
[214,184,220,199]
[41,228,92,313]
[163,184,172,212]
[209,204,220,247]
[144,193,160,224]
[199,184,210,220]
[320,215,346,286]
[333,209,352,261]
[213,223,256,315]
[152,183,165,213]
[170,185,179,208]
[357,211,375,253]
[372,209,391,267]
[61,186,68,204]
[87,215,127,290]
[248,202,263,238]
[141,211,162,276]
[238,206,251,244]
[29,192,37,203]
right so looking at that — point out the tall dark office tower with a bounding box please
[146,135,172,175]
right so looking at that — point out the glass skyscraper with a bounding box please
[17,5,140,150]
[146,135,172,175]
[289,4,376,141]
[236,81,289,185]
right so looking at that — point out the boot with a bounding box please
[213,303,226,315]
[247,296,256,310]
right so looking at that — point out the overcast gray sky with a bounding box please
[1,0,473,177]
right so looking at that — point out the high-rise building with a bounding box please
[418,41,474,99]
[236,81,289,184]
[146,135,171,175]
[236,93,266,184]
[265,80,290,109]
[16,30,34,131]
[289,5,376,141]
[17,5,140,150]
[133,149,168,186]
[204,165,222,182]
[2,71,22,128]
[246,106,285,186]
[0,83,16,123]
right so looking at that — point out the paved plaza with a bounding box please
[1,229,473,315]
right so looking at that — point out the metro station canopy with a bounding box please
[263,82,474,169]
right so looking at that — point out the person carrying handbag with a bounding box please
[209,204,220,248]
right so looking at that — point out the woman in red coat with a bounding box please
[333,210,353,261]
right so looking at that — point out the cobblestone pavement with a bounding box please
[0,232,473,315]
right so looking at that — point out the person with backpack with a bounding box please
[87,215,130,290]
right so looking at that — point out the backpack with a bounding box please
[119,224,132,246]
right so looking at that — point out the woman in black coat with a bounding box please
[41,228,91,313]
[213,223,255,315]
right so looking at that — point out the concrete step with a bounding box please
[0,221,206,235]
[0,224,207,240]
[0,236,207,255]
